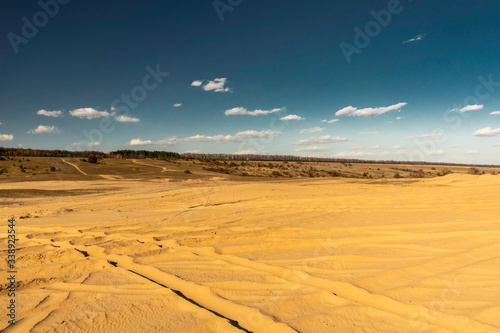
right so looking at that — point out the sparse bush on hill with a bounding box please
[468,167,481,175]
[410,169,425,178]
[50,166,56,172]
[437,168,452,177]
[87,155,98,164]
[394,173,401,179]
[184,170,191,174]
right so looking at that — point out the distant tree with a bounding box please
[468,167,480,175]
[87,155,98,164]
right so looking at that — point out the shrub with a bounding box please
[394,173,401,179]
[468,167,480,175]
[411,169,425,178]
[184,169,191,174]
[87,155,98,164]
[437,168,452,177]
[50,166,56,172]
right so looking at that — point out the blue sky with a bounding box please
[1,0,500,163]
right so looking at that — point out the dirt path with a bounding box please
[61,159,88,175]
[131,159,168,172]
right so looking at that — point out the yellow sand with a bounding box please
[1,175,500,332]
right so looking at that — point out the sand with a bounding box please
[1,175,500,332]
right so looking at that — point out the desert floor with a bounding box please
[1,174,500,332]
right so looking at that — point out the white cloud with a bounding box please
[403,34,426,44]
[336,103,407,117]
[392,145,405,149]
[28,125,60,134]
[129,139,153,146]
[184,150,202,154]
[204,78,230,92]
[155,137,177,147]
[473,127,500,137]
[280,114,304,121]
[495,143,500,147]
[0,134,13,141]
[299,127,324,135]
[406,133,444,140]
[333,151,375,157]
[234,150,269,155]
[351,146,365,150]
[396,116,402,120]
[360,131,379,135]
[37,109,63,117]
[321,119,339,124]
[115,115,140,122]
[294,146,332,152]
[467,150,479,154]
[293,135,353,145]
[88,141,100,147]
[225,107,284,116]
[70,108,111,119]
[490,111,500,115]
[128,137,177,147]
[370,145,382,150]
[173,103,182,107]
[429,149,445,155]
[460,105,483,112]
[18,144,23,147]
[183,130,282,143]
[193,78,232,92]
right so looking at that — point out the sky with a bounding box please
[1,0,500,164]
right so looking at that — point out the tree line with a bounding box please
[1,147,498,168]
[0,147,106,158]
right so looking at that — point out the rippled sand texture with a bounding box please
[1,175,500,332]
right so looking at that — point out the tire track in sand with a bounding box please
[78,244,297,333]
[165,244,498,333]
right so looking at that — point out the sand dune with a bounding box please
[1,175,500,332]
